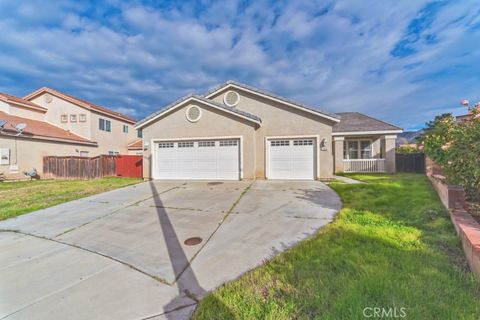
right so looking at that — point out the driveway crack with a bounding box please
[172,182,254,284]
[0,229,172,286]
[53,183,186,238]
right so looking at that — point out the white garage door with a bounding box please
[154,139,240,180]
[267,138,315,180]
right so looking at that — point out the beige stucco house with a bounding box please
[135,81,402,181]
[0,88,138,179]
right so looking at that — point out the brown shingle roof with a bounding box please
[0,93,47,112]
[333,112,402,133]
[23,87,136,124]
[0,111,96,145]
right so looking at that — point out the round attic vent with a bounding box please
[224,90,240,107]
[186,105,202,122]
[44,93,53,103]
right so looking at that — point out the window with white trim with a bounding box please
[70,114,77,122]
[178,141,194,148]
[123,125,128,133]
[79,114,87,122]
[270,140,289,146]
[344,140,372,159]
[199,141,215,147]
[60,114,68,123]
[293,139,313,146]
[158,142,174,148]
[219,140,238,147]
[99,118,111,132]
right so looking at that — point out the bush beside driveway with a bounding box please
[193,174,480,320]
[0,177,142,221]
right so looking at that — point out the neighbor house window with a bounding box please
[79,114,87,122]
[108,151,119,155]
[99,118,111,132]
[123,125,128,133]
[61,114,68,123]
[344,140,372,159]
[70,114,77,122]
[79,151,89,157]
[137,129,143,138]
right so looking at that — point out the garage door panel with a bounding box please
[268,139,315,180]
[155,139,240,180]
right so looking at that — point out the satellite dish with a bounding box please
[14,123,27,136]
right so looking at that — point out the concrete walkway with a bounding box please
[333,175,364,184]
[0,180,341,320]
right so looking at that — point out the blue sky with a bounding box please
[0,0,479,130]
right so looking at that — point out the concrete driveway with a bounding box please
[0,180,341,320]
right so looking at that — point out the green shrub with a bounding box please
[420,111,480,199]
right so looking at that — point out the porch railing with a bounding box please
[343,159,386,173]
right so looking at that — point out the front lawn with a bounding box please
[0,177,141,221]
[193,173,480,319]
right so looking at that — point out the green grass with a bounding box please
[0,177,141,221]
[193,173,480,320]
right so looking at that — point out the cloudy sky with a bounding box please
[0,0,479,130]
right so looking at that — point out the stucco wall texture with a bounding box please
[141,88,340,180]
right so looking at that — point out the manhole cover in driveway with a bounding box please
[184,237,203,246]
[207,182,223,186]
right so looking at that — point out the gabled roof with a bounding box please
[204,80,340,123]
[333,112,402,135]
[23,87,136,124]
[135,94,262,129]
[127,139,142,149]
[0,111,97,145]
[0,93,47,112]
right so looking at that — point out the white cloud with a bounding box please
[0,0,479,130]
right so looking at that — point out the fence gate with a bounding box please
[396,153,425,173]
[116,155,143,178]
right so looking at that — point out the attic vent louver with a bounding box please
[44,93,53,103]
[186,105,202,122]
[224,90,240,107]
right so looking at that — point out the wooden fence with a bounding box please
[396,153,425,173]
[43,155,117,179]
[116,155,143,178]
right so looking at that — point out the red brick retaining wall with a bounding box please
[425,157,480,275]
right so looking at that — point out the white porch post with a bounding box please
[333,136,344,173]
[384,135,397,173]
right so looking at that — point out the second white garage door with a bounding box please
[267,138,315,180]
[154,139,240,180]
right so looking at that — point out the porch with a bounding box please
[343,158,386,173]
[333,134,398,174]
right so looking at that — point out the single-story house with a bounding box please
[135,81,403,180]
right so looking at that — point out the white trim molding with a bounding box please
[383,135,398,139]
[206,83,340,123]
[333,136,345,141]
[332,130,403,136]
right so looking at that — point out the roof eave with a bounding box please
[204,82,340,123]
[332,129,403,136]
[135,96,261,129]
[24,87,136,124]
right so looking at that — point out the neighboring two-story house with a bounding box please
[0,88,137,180]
